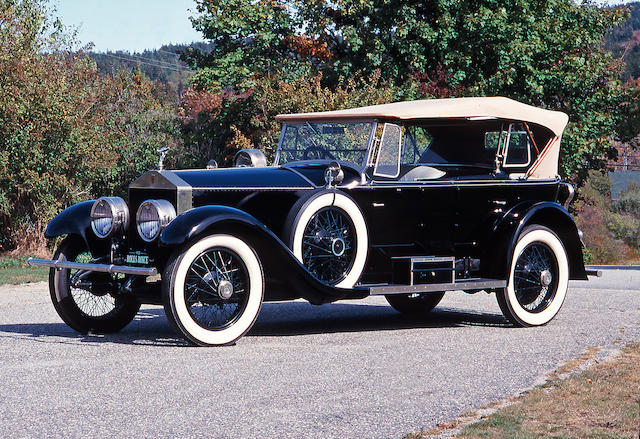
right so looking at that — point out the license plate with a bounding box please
[126,253,149,265]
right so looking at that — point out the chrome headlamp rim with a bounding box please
[90,197,129,239]
[136,199,176,242]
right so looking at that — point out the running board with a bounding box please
[365,278,506,295]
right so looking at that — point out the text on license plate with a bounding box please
[126,253,149,265]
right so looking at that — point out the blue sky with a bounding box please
[54,0,204,53]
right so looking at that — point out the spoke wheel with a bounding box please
[184,248,250,331]
[49,237,140,334]
[302,207,356,285]
[513,242,558,313]
[286,191,368,288]
[163,234,264,346]
[497,225,569,327]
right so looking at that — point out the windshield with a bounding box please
[277,122,373,167]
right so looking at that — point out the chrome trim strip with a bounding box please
[189,186,315,191]
[366,179,559,189]
[26,257,158,276]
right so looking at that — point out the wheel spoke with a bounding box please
[301,207,356,284]
[185,247,250,330]
[513,242,558,313]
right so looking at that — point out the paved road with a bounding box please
[0,270,638,439]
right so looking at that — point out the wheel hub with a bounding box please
[331,237,346,256]
[217,280,234,300]
[540,269,552,287]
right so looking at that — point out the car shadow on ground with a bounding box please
[0,302,509,346]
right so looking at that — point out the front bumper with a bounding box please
[26,257,158,276]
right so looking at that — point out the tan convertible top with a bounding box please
[276,96,568,138]
[276,97,569,179]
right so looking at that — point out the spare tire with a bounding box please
[284,190,368,288]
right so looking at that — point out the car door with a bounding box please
[360,123,456,256]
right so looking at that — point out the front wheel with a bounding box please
[162,234,264,346]
[496,225,569,326]
[49,237,140,334]
[385,292,445,315]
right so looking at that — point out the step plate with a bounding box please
[367,278,506,295]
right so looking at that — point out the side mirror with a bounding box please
[234,149,268,168]
[206,160,218,169]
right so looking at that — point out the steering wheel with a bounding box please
[303,146,335,161]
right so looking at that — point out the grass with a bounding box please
[0,256,49,285]
[409,343,640,438]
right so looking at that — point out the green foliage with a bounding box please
[574,171,640,263]
[187,0,636,180]
[605,1,640,81]
[0,0,181,252]
[179,72,398,166]
[186,0,302,88]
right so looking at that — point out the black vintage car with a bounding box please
[28,97,590,346]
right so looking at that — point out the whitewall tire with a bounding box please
[497,225,569,327]
[163,234,264,346]
[286,191,368,288]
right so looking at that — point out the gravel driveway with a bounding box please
[0,269,638,438]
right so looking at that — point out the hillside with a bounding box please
[607,1,640,80]
[88,42,214,100]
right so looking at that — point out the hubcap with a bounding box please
[331,237,346,256]
[540,269,552,287]
[217,280,234,300]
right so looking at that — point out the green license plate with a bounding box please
[125,253,149,265]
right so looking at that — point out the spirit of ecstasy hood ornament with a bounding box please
[157,146,170,171]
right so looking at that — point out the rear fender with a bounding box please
[160,205,365,304]
[483,201,587,281]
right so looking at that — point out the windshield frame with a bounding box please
[274,120,378,172]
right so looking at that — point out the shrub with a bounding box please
[612,183,640,216]
[0,1,182,253]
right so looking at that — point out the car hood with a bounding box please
[130,167,317,191]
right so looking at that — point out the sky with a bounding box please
[55,0,637,53]
[54,0,204,53]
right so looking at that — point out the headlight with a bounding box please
[136,199,176,242]
[90,197,129,238]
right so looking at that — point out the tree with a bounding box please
[0,0,181,252]
[185,0,637,180]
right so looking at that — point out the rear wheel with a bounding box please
[497,225,569,326]
[385,292,445,315]
[49,237,140,334]
[163,234,264,346]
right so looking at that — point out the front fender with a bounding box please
[44,200,110,257]
[483,201,587,281]
[159,205,366,304]
[45,200,94,240]
[159,205,270,247]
